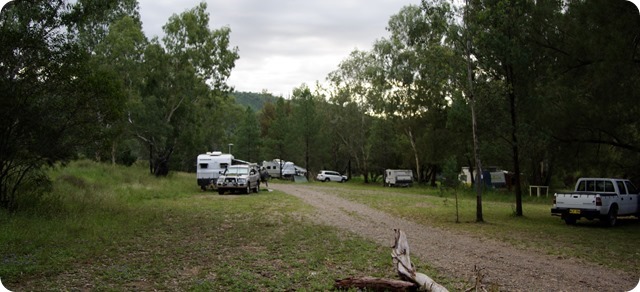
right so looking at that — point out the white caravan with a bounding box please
[384,169,414,187]
[197,152,233,190]
[262,159,307,179]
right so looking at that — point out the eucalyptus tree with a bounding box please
[261,98,294,175]
[234,107,261,162]
[368,2,458,183]
[326,50,376,182]
[90,15,147,164]
[0,0,125,209]
[541,0,640,182]
[466,0,542,216]
[68,0,141,53]
[290,85,321,178]
[65,0,144,163]
[130,2,239,175]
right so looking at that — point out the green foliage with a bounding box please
[441,156,460,188]
[0,1,126,209]
[234,107,262,162]
[232,91,279,111]
[129,2,239,175]
[3,0,640,214]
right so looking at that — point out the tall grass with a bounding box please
[2,161,442,291]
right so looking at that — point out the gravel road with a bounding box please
[270,183,637,291]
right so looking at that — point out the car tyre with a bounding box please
[255,182,260,193]
[601,206,618,227]
[324,178,329,182]
[564,217,576,225]
[245,184,251,194]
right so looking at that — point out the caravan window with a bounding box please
[199,163,208,169]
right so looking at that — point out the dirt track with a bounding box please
[271,183,638,291]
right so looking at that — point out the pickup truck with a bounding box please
[551,178,640,226]
[216,165,260,195]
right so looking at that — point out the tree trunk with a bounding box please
[334,277,416,291]
[464,0,483,222]
[406,129,421,183]
[507,69,523,216]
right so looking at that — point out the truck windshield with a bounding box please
[225,167,249,175]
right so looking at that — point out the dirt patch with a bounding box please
[271,183,637,291]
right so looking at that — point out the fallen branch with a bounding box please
[335,229,449,292]
[334,277,416,291]
[392,229,449,292]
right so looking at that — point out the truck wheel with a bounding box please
[218,189,225,195]
[601,206,618,227]
[255,182,260,193]
[246,184,251,194]
[564,217,577,225]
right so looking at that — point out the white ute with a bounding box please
[551,178,640,226]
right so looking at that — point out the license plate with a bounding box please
[569,209,581,215]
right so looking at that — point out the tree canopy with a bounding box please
[2,0,640,215]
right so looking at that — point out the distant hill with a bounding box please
[232,91,279,111]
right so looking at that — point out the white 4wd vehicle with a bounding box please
[216,165,260,194]
[551,178,640,226]
[316,170,347,182]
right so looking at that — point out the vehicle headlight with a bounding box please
[216,178,224,184]
[237,178,247,184]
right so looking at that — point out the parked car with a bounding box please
[216,165,260,194]
[316,170,347,182]
[551,177,640,226]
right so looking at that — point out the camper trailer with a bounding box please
[384,169,414,187]
[262,159,307,179]
[197,152,233,190]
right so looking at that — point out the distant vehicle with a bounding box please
[216,164,260,195]
[384,169,413,187]
[262,159,307,179]
[316,170,347,182]
[551,178,640,226]
[196,152,233,191]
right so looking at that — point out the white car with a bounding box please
[316,170,347,182]
[216,165,260,194]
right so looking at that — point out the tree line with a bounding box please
[1,0,639,213]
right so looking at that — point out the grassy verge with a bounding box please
[332,181,640,273]
[0,161,403,291]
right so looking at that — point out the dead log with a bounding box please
[392,229,449,292]
[335,229,449,292]
[334,277,417,291]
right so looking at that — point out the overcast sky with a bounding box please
[136,0,422,97]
